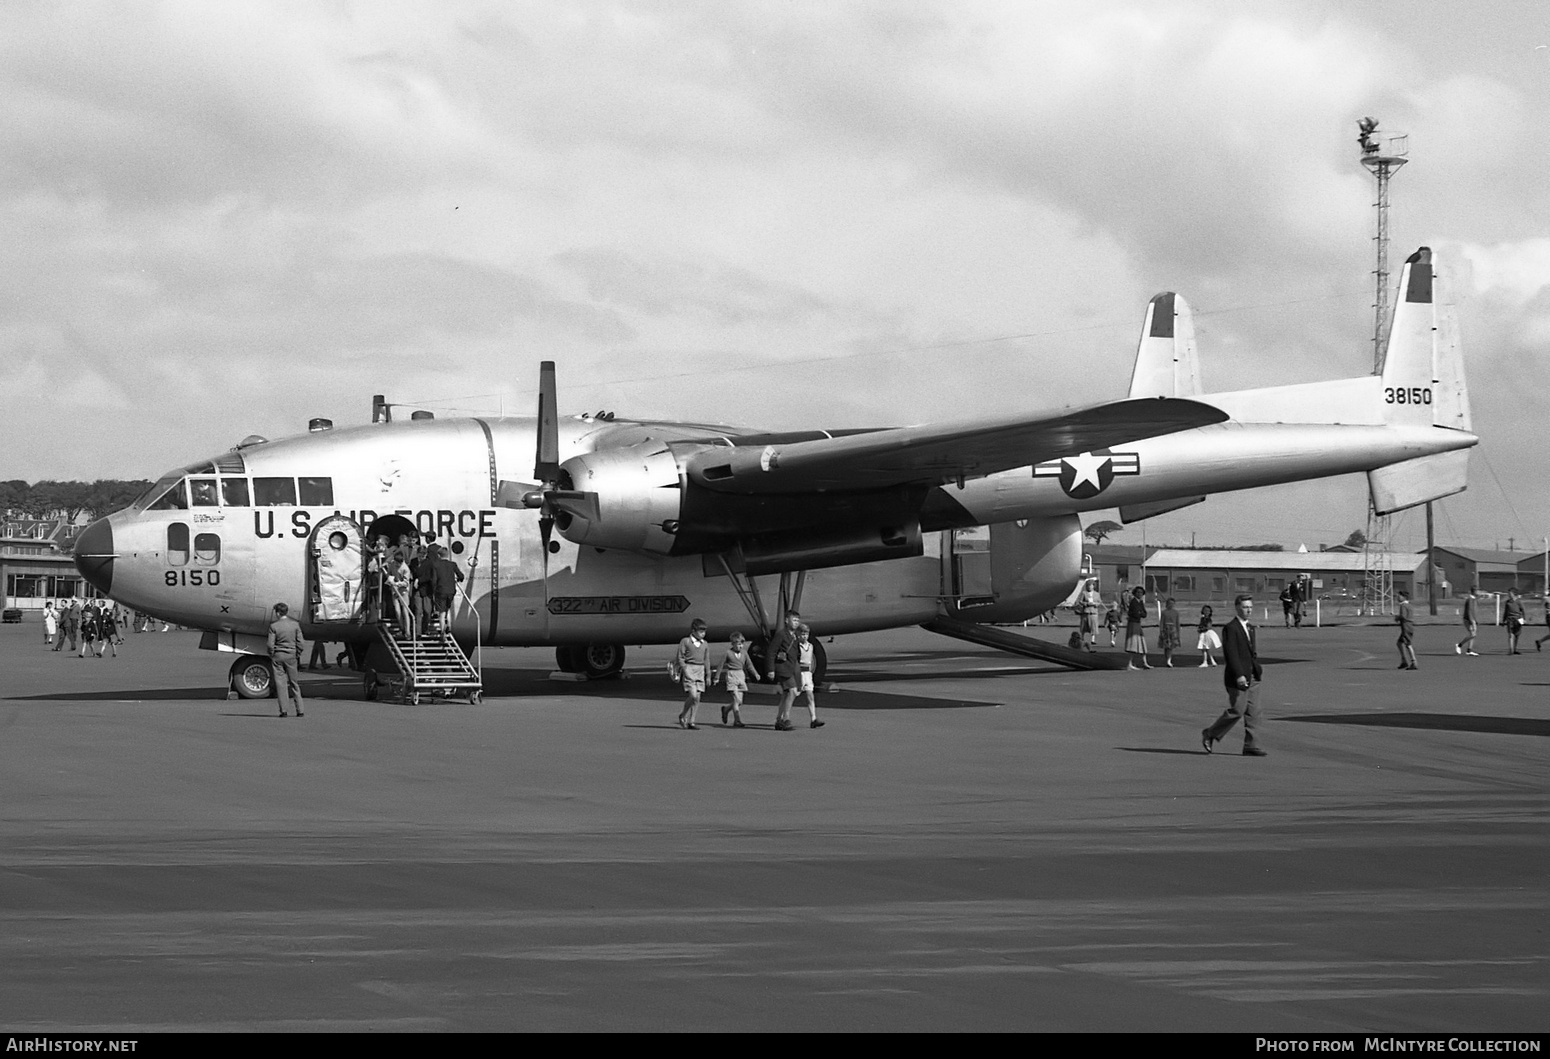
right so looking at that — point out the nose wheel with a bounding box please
[229,655,274,699]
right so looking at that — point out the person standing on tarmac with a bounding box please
[1503,588,1527,654]
[77,602,101,658]
[1396,589,1418,670]
[767,610,804,732]
[1456,587,1479,656]
[1201,594,1266,757]
[56,599,80,653]
[97,603,119,658]
[675,618,711,730]
[267,602,306,718]
[716,630,759,728]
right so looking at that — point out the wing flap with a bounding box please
[685,398,1228,494]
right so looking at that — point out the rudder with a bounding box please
[1128,292,1202,398]
[1380,246,1471,431]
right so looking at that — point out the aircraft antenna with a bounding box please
[1357,118,1408,617]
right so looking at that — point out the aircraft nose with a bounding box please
[74,517,115,596]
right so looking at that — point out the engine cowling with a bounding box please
[557,442,685,555]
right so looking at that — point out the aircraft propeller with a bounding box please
[519,361,599,578]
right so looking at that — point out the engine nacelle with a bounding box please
[946,513,1084,623]
[557,442,685,555]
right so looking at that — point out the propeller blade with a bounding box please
[534,360,560,484]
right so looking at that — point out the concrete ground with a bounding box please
[0,617,1545,1032]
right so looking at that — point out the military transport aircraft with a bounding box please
[73,247,1474,700]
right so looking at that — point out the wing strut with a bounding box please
[712,558,808,673]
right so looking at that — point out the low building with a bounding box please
[1,518,84,613]
[1431,546,1547,597]
[1136,548,1426,604]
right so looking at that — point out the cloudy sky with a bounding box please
[3,0,1546,551]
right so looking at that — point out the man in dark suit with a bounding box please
[1201,593,1266,756]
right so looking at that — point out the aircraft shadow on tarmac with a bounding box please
[5,672,996,711]
[540,673,1000,711]
[9,686,229,703]
[1281,712,1550,738]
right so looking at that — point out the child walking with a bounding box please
[1196,604,1220,667]
[716,631,760,728]
[796,624,824,729]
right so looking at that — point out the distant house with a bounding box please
[1,517,84,611]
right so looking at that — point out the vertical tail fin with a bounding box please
[1379,247,1471,431]
[1128,292,1202,398]
[1367,247,1474,513]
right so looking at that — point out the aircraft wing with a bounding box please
[685,397,1228,494]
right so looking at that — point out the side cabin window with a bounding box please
[167,523,190,566]
[254,477,297,506]
[194,533,221,565]
[190,478,218,507]
[298,477,334,506]
[149,480,188,511]
[220,478,250,507]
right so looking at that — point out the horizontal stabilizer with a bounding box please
[1368,449,1469,515]
[1120,495,1206,524]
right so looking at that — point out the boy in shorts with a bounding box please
[796,624,824,729]
[716,630,760,728]
[675,619,710,730]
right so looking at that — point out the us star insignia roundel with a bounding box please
[1032,448,1140,499]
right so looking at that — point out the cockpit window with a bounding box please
[214,453,246,473]
[221,478,251,507]
[189,478,218,507]
[253,477,297,506]
[299,477,334,506]
[148,479,188,511]
[188,462,216,475]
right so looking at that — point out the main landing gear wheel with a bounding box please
[230,655,274,699]
[555,645,584,673]
[578,642,626,679]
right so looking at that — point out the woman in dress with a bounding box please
[1196,604,1221,667]
[42,601,57,648]
[1124,586,1151,670]
[716,630,760,728]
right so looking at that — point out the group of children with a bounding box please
[42,599,127,658]
[1068,597,1224,668]
[671,618,821,731]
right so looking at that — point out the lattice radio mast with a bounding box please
[1358,117,1408,615]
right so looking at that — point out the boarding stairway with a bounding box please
[921,615,1128,671]
[371,623,483,704]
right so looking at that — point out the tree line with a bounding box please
[1,480,152,524]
